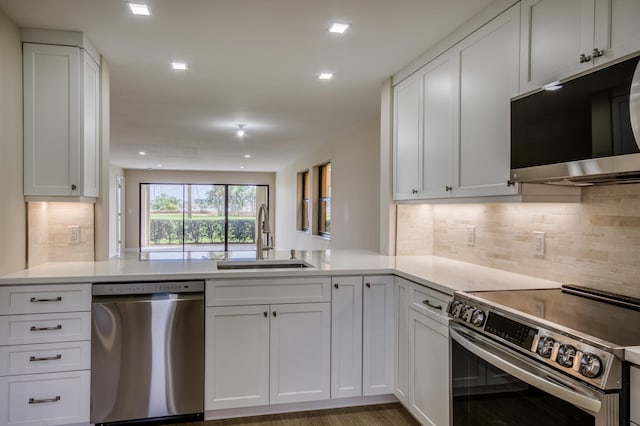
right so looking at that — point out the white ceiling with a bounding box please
[0,0,494,172]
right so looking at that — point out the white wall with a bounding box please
[275,114,380,252]
[123,169,275,249]
[0,9,26,275]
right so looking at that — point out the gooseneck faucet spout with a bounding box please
[256,204,271,260]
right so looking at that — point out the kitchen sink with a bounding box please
[216,259,313,270]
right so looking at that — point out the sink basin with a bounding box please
[216,259,313,270]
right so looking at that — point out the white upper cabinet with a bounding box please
[393,5,520,201]
[452,4,521,197]
[595,0,640,64]
[521,0,640,92]
[23,42,100,200]
[394,74,422,199]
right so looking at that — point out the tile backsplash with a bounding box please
[28,202,95,267]
[396,184,640,298]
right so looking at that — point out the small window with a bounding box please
[318,162,331,237]
[298,170,310,231]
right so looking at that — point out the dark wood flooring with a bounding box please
[172,403,420,426]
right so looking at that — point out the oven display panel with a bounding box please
[484,312,537,350]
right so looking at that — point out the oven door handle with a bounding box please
[451,326,603,414]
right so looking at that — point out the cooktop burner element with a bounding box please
[448,285,640,391]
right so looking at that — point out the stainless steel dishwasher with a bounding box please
[91,281,204,425]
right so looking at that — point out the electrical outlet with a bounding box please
[532,231,545,256]
[466,225,476,247]
[68,225,80,244]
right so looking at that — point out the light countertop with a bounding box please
[626,347,640,365]
[0,250,561,295]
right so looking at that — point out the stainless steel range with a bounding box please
[448,285,639,426]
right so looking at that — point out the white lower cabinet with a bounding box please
[330,276,363,399]
[394,278,410,405]
[631,366,640,425]
[409,308,450,426]
[205,296,331,410]
[363,276,395,396]
[270,303,331,404]
[205,305,270,410]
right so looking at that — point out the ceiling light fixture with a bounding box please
[236,124,246,137]
[138,151,146,155]
[329,23,350,34]
[171,62,188,71]
[240,166,245,169]
[244,154,251,158]
[318,72,334,80]
[156,164,162,168]
[128,3,150,15]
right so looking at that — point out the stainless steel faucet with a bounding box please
[256,203,271,260]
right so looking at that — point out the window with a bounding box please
[298,170,310,231]
[139,183,269,253]
[318,162,331,236]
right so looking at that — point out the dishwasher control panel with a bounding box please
[93,280,204,295]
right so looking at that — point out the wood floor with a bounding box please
[173,403,420,426]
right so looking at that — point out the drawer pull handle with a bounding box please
[30,297,62,303]
[422,299,443,311]
[29,396,61,404]
[29,354,62,362]
[30,325,62,332]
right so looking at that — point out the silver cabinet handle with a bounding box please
[30,325,62,331]
[71,184,77,190]
[445,186,452,192]
[591,48,604,59]
[422,299,443,311]
[29,396,61,404]
[30,296,62,303]
[29,354,62,362]
[579,53,592,63]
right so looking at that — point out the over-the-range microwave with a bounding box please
[510,53,640,185]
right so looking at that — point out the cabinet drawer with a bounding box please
[411,284,451,325]
[0,341,91,376]
[0,284,91,315]
[0,370,90,425]
[0,312,91,346]
[207,277,331,306]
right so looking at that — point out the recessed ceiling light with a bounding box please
[156,164,162,168]
[329,23,350,34]
[138,151,146,155]
[244,154,251,158]
[318,72,334,80]
[240,166,245,169]
[236,124,246,137]
[171,62,188,71]
[128,3,150,15]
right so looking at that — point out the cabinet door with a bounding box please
[520,0,596,92]
[631,366,640,425]
[82,52,100,198]
[394,278,410,405]
[421,52,457,199]
[205,305,270,410]
[270,303,331,404]
[331,276,363,399]
[595,0,640,64]
[363,276,394,396]
[393,73,422,200]
[409,309,450,426]
[454,4,520,197]
[23,43,81,197]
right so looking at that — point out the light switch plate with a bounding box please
[532,231,545,256]
[467,225,476,247]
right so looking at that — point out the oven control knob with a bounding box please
[448,301,463,317]
[537,336,555,358]
[461,305,475,322]
[556,344,577,368]
[579,353,603,378]
[470,310,486,327]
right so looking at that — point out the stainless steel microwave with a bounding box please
[510,53,640,185]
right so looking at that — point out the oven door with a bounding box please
[450,323,619,426]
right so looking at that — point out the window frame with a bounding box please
[317,162,331,237]
[297,170,310,232]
